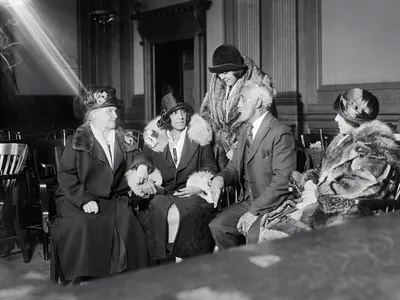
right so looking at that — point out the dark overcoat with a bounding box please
[127,114,218,260]
[52,124,148,280]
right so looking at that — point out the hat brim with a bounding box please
[208,63,247,74]
[165,102,194,116]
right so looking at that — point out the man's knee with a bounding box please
[209,215,223,234]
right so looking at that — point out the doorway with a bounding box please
[154,39,194,114]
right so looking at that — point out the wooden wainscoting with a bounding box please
[121,94,146,131]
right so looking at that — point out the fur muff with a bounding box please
[200,56,276,155]
[186,171,214,204]
[72,123,138,153]
[143,114,212,153]
[126,168,163,197]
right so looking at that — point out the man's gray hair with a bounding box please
[240,81,274,109]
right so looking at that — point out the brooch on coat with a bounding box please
[124,133,134,146]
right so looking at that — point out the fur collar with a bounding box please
[200,56,275,152]
[143,113,212,153]
[72,123,137,152]
[322,120,400,173]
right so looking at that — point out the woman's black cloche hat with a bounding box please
[208,44,247,74]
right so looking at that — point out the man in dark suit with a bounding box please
[209,81,297,248]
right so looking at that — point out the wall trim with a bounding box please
[316,0,400,104]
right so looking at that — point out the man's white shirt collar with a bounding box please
[251,111,268,138]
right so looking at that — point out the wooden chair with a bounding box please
[0,142,30,262]
[0,130,22,141]
[295,139,313,173]
[301,129,334,168]
[126,129,144,150]
[26,140,65,261]
[46,129,74,146]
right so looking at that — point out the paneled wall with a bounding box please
[224,0,260,66]
[298,0,400,134]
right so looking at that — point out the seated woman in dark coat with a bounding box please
[127,93,218,261]
[259,88,400,241]
[52,86,151,284]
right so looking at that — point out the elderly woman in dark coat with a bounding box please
[259,88,400,241]
[52,86,150,284]
[127,93,218,261]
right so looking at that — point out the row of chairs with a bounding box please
[0,129,74,264]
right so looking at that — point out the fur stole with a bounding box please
[290,120,400,214]
[72,123,138,153]
[200,56,276,153]
[143,113,212,153]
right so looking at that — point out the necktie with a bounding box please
[172,148,178,165]
[246,124,254,147]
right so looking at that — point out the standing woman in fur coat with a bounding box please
[200,44,276,170]
[52,86,150,284]
[259,88,400,241]
[127,93,218,261]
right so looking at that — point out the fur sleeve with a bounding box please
[126,168,163,197]
[289,169,320,197]
[318,195,356,214]
[186,171,214,204]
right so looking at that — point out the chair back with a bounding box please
[0,130,22,141]
[295,140,313,172]
[0,143,29,212]
[300,129,324,150]
[0,143,28,175]
[126,129,144,150]
[47,129,75,146]
[301,129,335,168]
[30,140,65,181]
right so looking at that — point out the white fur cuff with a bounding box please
[126,168,163,196]
[259,229,289,243]
[186,171,214,204]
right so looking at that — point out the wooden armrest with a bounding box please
[40,182,50,233]
[0,172,25,181]
[42,211,50,233]
[355,198,400,206]
[40,163,56,169]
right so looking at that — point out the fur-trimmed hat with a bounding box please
[208,44,247,74]
[333,88,379,126]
